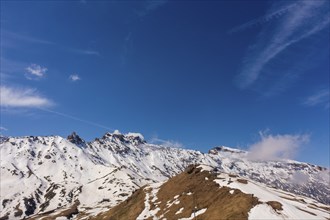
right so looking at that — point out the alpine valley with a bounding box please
[0,131,329,220]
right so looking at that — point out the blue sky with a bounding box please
[0,0,329,166]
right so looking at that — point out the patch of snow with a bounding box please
[175,207,184,215]
[166,196,181,208]
[136,183,162,220]
[248,204,283,220]
[197,164,213,172]
[179,208,207,220]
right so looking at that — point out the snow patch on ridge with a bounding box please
[136,182,163,220]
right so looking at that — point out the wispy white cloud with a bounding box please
[0,85,53,108]
[303,89,329,109]
[0,126,8,131]
[2,30,99,56]
[25,64,47,79]
[80,50,99,56]
[290,171,310,184]
[70,48,100,56]
[247,131,309,161]
[136,0,168,17]
[145,0,167,12]
[317,170,330,183]
[69,74,81,82]
[2,30,55,45]
[150,136,184,148]
[228,2,298,34]
[235,0,330,91]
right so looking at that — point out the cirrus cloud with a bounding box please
[303,89,329,109]
[0,85,53,108]
[235,0,330,94]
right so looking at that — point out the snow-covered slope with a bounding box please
[0,132,329,219]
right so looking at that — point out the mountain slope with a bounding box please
[0,132,329,219]
[97,164,329,220]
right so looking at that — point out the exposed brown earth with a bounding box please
[236,179,248,184]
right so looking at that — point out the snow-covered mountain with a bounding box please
[0,132,329,219]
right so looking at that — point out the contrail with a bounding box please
[37,107,113,131]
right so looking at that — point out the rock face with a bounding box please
[0,132,329,219]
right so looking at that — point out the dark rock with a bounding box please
[23,197,36,216]
[67,132,86,148]
[2,199,11,208]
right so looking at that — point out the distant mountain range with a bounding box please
[0,131,329,219]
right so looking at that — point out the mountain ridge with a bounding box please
[1,132,329,219]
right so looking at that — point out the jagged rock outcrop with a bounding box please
[67,132,86,148]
